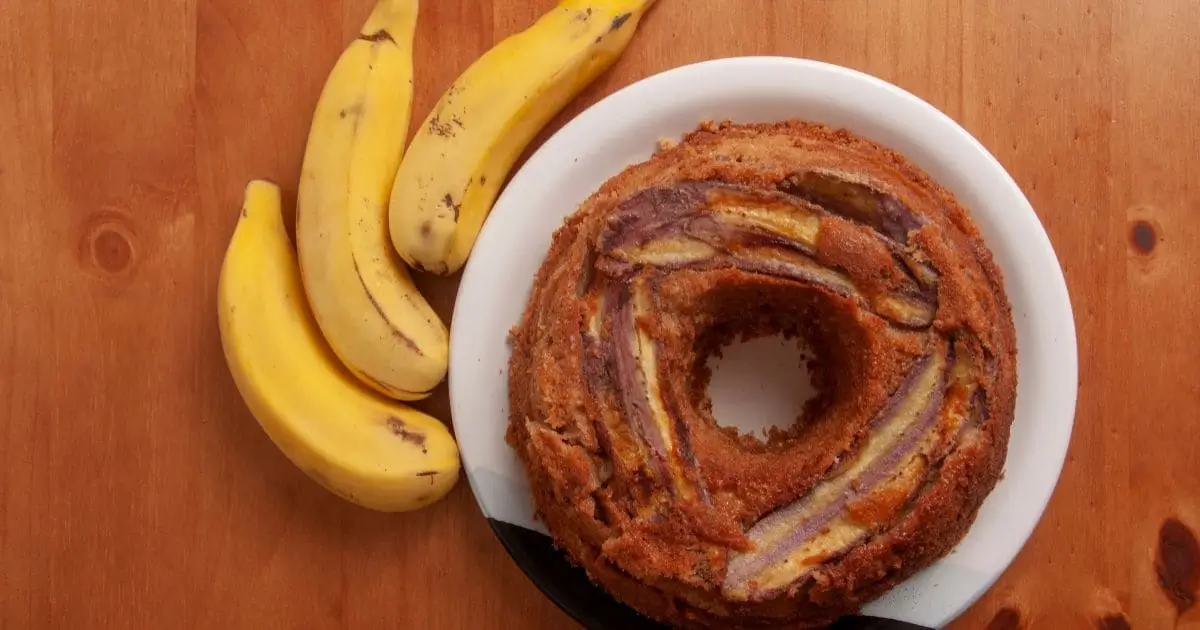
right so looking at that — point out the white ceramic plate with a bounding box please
[450,57,1077,629]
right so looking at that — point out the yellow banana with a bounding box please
[219,181,460,513]
[297,0,449,400]
[389,0,658,275]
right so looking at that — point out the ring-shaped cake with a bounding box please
[507,120,1017,629]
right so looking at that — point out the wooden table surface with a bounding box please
[3,0,1199,628]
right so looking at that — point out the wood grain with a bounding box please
[2,0,1197,628]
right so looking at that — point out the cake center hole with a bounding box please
[707,334,820,439]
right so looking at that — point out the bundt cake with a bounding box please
[506,120,1017,629]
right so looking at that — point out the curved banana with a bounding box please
[298,0,449,400]
[219,181,460,513]
[389,0,658,275]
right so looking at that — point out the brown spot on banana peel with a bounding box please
[610,12,632,31]
[358,29,395,44]
[351,257,423,354]
[442,194,462,220]
[338,102,364,121]
[429,116,455,137]
[386,416,428,453]
[414,470,440,477]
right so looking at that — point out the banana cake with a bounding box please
[506,119,1017,629]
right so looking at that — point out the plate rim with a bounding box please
[450,55,1078,628]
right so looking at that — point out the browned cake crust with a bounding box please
[506,120,1017,629]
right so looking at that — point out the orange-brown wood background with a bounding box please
[2,0,1198,628]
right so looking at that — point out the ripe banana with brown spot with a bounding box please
[298,0,449,400]
[219,181,460,512]
[388,0,659,275]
